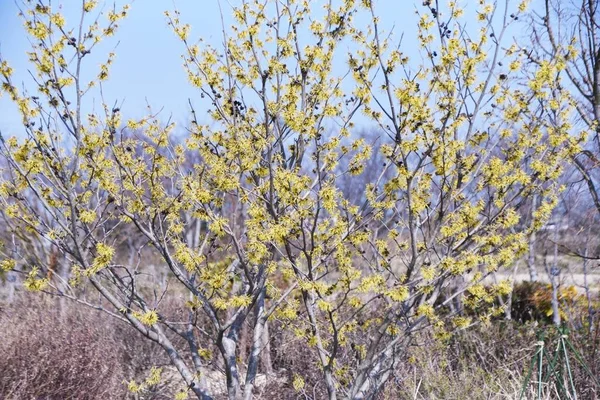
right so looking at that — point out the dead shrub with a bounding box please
[0,294,168,400]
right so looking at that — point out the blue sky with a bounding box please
[0,0,522,137]
[0,0,230,133]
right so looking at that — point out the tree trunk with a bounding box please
[503,262,519,320]
[546,232,561,327]
[154,325,213,400]
[221,336,242,400]
[583,244,594,333]
[260,319,273,375]
[302,290,337,400]
[243,287,266,400]
[528,194,538,282]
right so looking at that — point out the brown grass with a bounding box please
[0,285,598,400]
[0,295,169,400]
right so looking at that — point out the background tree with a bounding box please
[530,0,600,239]
[527,0,599,329]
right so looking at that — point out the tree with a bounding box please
[0,0,580,399]
[530,0,600,239]
[527,0,599,329]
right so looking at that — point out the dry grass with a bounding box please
[0,288,598,399]
[0,295,169,400]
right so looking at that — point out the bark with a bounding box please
[552,228,561,327]
[220,336,242,400]
[528,230,538,281]
[187,303,210,394]
[349,332,408,399]
[528,194,538,282]
[260,319,273,375]
[546,232,561,327]
[583,244,594,333]
[155,324,213,400]
[503,262,519,320]
[349,319,396,399]
[243,287,266,400]
[302,290,337,400]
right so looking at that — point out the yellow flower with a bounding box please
[136,310,159,326]
[386,286,409,302]
[23,267,48,292]
[421,266,436,281]
[198,347,212,360]
[417,304,434,318]
[127,380,142,393]
[230,295,252,308]
[518,1,528,12]
[79,209,96,224]
[86,243,114,275]
[0,258,16,272]
[144,367,162,386]
[50,13,66,28]
[453,316,472,329]
[293,375,305,391]
[175,392,189,400]
[83,1,98,12]
[495,280,513,296]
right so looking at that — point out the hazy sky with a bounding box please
[0,0,518,137]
